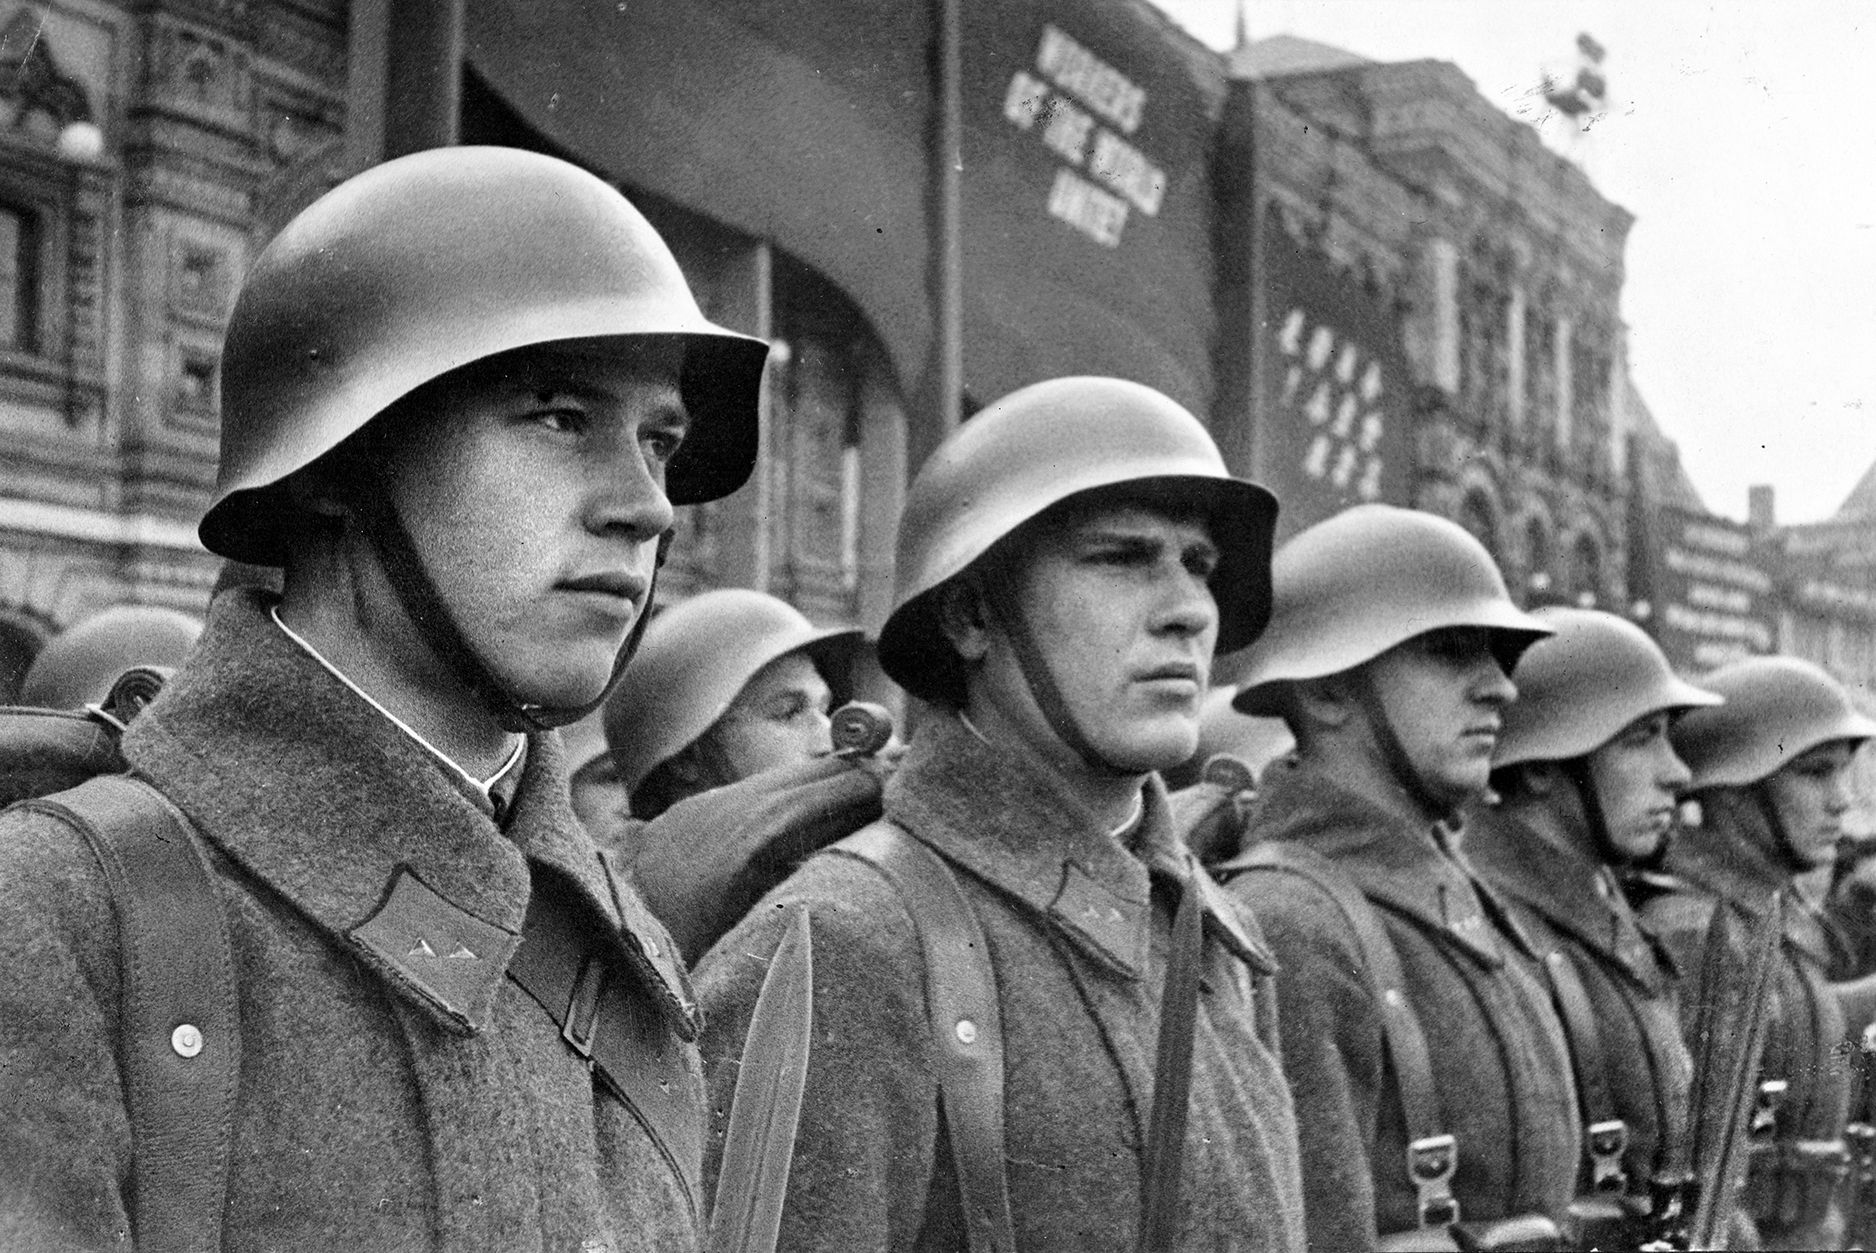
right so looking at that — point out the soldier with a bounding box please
[18,603,203,711]
[606,588,864,820]
[0,147,765,1249]
[695,377,1307,1250]
[1644,655,1876,1249]
[1218,504,1581,1251]
[602,587,876,960]
[1465,607,1720,1247]
[560,704,632,841]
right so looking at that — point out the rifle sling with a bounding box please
[19,775,240,1253]
[1233,843,1459,1229]
[1138,874,1205,1252]
[1538,949,1630,1192]
[832,823,1018,1253]
[505,869,703,1214]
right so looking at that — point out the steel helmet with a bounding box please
[1233,504,1551,716]
[1493,607,1722,769]
[202,145,767,564]
[603,589,863,790]
[1196,686,1295,776]
[21,605,203,710]
[559,706,611,778]
[1672,655,1876,789]
[876,376,1278,706]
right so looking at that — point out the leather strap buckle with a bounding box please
[1750,1079,1789,1148]
[1408,1133,1460,1228]
[562,954,607,1060]
[1586,1118,1630,1194]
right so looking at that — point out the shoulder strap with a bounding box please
[1234,842,1460,1230]
[16,774,239,1253]
[1538,948,1630,1193]
[830,823,1018,1253]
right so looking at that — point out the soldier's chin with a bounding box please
[505,659,618,715]
[1100,720,1200,776]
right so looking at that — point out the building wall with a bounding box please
[0,0,914,699]
[1231,60,1635,610]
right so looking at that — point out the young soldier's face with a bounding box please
[1584,711,1691,862]
[993,500,1220,774]
[1362,627,1517,808]
[381,340,686,711]
[1761,739,1858,869]
[710,652,835,781]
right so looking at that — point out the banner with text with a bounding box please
[1256,223,1413,540]
[1647,507,1774,672]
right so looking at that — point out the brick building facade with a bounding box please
[0,4,1693,704]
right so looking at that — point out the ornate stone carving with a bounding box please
[145,20,252,122]
[0,6,94,144]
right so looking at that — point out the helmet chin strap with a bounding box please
[368,497,668,733]
[1350,669,1465,825]
[1750,782,1813,877]
[1559,758,1645,868]
[979,572,1139,781]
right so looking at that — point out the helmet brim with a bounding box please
[1232,610,1554,718]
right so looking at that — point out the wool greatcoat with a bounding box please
[1220,758,1582,1252]
[694,712,1308,1252]
[1643,789,1853,1249]
[1464,804,1694,1200]
[0,590,705,1252]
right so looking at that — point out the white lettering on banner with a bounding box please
[1662,545,1773,594]
[1047,168,1126,248]
[1041,96,1095,165]
[1003,25,1166,247]
[1278,304,1387,502]
[1036,25,1146,133]
[1088,129,1165,214]
[1662,603,1773,650]
[1004,70,1049,130]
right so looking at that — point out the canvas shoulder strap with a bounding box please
[1233,841,1460,1230]
[830,822,1018,1253]
[14,773,239,1253]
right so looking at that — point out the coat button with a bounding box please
[171,1024,204,1058]
[955,1019,978,1045]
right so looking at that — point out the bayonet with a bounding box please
[709,906,815,1253]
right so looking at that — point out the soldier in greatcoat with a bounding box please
[1465,607,1719,1248]
[1217,504,1582,1251]
[696,377,1308,1250]
[0,147,765,1251]
[596,587,878,961]
[1643,655,1876,1249]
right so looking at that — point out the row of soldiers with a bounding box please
[0,144,1871,1253]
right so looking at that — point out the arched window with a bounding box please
[1459,489,1501,565]
[1524,516,1553,597]
[1569,534,1602,606]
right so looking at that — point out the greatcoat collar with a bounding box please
[885,712,1275,980]
[1669,794,1839,972]
[122,590,696,1038]
[1226,756,1536,968]
[1466,803,1674,994]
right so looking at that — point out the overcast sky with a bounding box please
[1149,0,1876,525]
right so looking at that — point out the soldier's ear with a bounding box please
[935,576,992,665]
[1521,761,1561,797]
[1291,675,1353,732]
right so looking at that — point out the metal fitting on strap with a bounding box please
[562,954,607,1060]
[1586,1118,1630,1194]
[1750,1079,1789,1147]
[1408,1133,1460,1228]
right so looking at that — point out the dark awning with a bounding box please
[466,0,1222,414]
